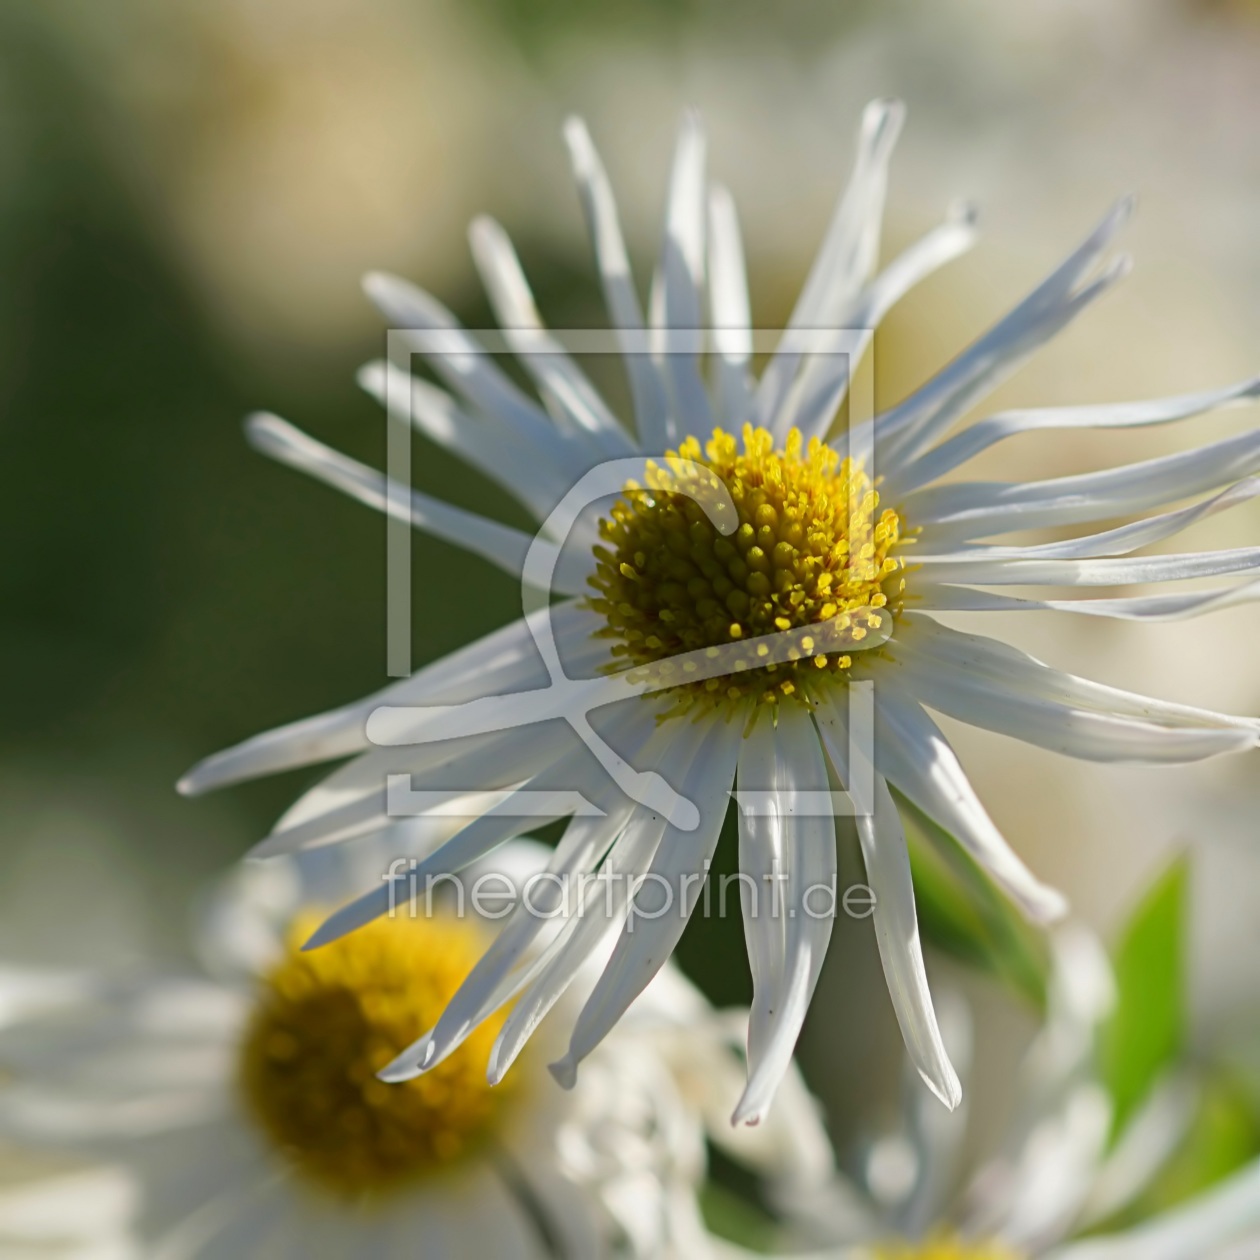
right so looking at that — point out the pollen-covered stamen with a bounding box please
[586,424,906,713]
[238,914,517,1199]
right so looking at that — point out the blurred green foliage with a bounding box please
[1100,856,1187,1137]
[0,9,528,936]
[1093,856,1260,1228]
[900,793,1051,1010]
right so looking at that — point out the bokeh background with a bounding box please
[4,0,1260,1195]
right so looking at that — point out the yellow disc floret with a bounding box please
[238,913,515,1200]
[586,424,906,715]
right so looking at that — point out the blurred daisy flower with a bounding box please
[790,903,1260,1260]
[182,99,1260,1123]
[0,841,834,1258]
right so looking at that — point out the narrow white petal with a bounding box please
[1078,1075,1198,1228]
[362,270,597,477]
[880,620,1258,762]
[178,601,603,796]
[858,773,962,1110]
[302,805,555,950]
[890,375,1260,497]
[733,707,838,1125]
[707,183,753,430]
[488,809,669,1083]
[468,215,634,458]
[914,577,1260,622]
[256,719,575,860]
[906,423,1260,541]
[913,545,1260,588]
[0,1166,135,1241]
[895,614,1259,734]
[818,680,1066,924]
[913,476,1260,563]
[383,707,669,1077]
[551,713,741,1088]
[659,110,713,444]
[877,197,1133,465]
[357,361,568,521]
[734,713,787,1088]
[384,808,633,1081]
[245,414,579,592]
[981,1085,1113,1252]
[791,204,978,445]
[563,116,670,451]
[758,98,905,440]
[487,710,712,1080]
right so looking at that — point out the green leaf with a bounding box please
[1100,856,1188,1136]
[895,790,1050,1010]
[698,1181,780,1253]
[1092,1073,1260,1233]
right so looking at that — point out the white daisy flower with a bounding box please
[180,99,1260,1124]
[0,841,834,1258]
[789,928,1260,1260]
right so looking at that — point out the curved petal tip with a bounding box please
[548,1055,578,1091]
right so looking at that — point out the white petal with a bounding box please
[734,713,786,1087]
[244,414,579,593]
[0,1166,135,1242]
[707,183,753,430]
[880,617,1259,762]
[813,712,961,1109]
[658,110,713,445]
[791,204,979,445]
[1044,1157,1260,1260]
[733,707,838,1125]
[292,740,596,937]
[563,116,669,451]
[487,808,669,1083]
[912,476,1260,562]
[550,713,741,1088]
[357,362,568,521]
[362,270,595,478]
[877,197,1133,465]
[911,545,1260,588]
[976,1085,1112,1251]
[890,375,1260,497]
[905,423,1260,541]
[468,215,634,459]
[1078,1074,1198,1229]
[385,808,634,1080]
[914,577,1260,622]
[177,600,604,795]
[758,98,904,440]
[256,720,575,859]
[895,614,1259,734]
[821,679,1066,924]
[382,710,669,1077]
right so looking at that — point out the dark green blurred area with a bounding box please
[0,9,514,947]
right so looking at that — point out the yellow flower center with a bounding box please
[237,913,515,1200]
[586,424,906,715]
[874,1237,1023,1260]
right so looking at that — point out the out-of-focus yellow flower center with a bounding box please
[238,913,515,1200]
[586,424,906,715]
[874,1236,1023,1260]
